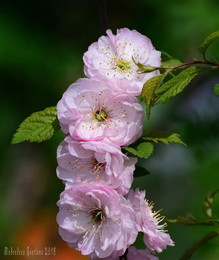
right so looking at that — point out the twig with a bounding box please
[99,0,108,35]
[180,231,219,260]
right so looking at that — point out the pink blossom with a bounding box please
[83,28,161,95]
[57,78,144,146]
[127,189,174,253]
[57,136,137,195]
[56,184,138,259]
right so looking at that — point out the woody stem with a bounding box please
[99,0,108,35]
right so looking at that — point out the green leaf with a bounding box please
[199,30,219,56]
[156,66,207,104]
[203,188,219,219]
[161,59,182,68]
[141,74,166,119]
[214,84,219,97]
[11,106,59,144]
[134,166,150,178]
[132,57,158,73]
[123,142,154,159]
[161,52,182,70]
[143,131,186,146]
[140,65,158,73]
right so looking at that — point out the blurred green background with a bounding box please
[1,0,219,259]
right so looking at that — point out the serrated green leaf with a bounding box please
[141,74,166,119]
[156,66,207,104]
[123,142,154,159]
[203,188,219,219]
[161,59,182,68]
[11,106,58,144]
[214,84,219,97]
[143,131,186,146]
[199,30,219,55]
[134,166,150,178]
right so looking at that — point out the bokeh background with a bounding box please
[1,0,219,259]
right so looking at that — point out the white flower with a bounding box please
[83,28,161,95]
[57,184,138,259]
[57,136,137,195]
[57,78,144,146]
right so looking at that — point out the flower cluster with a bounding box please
[56,28,174,259]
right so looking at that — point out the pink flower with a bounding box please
[57,136,137,195]
[56,184,138,259]
[83,28,161,95]
[57,78,144,146]
[127,189,174,254]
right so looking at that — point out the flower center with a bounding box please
[116,59,131,71]
[90,161,105,175]
[94,110,107,122]
[90,208,105,223]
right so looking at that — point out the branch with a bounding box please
[136,60,219,74]
[180,231,219,260]
[99,0,108,35]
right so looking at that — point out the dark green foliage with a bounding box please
[214,84,219,97]
[134,166,150,178]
